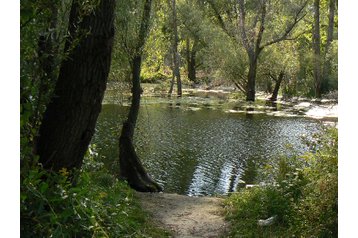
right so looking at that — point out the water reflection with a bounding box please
[92,104,320,196]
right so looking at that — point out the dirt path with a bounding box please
[135,192,229,238]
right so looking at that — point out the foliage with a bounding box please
[257,41,300,93]
[20,146,170,238]
[225,127,338,237]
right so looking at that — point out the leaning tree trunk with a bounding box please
[270,71,284,101]
[119,0,162,192]
[36,0,115,172]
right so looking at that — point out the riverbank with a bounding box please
[103,83,338,124]
[135,192,229,237]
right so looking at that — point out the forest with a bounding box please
[20,0,338,237]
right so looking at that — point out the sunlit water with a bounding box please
[92,103,321,196]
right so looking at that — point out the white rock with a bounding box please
[258,215,277,226]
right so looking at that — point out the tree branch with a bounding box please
[260,1,308,48]
[207,0,232,38]
[232,79,246,93]
[255,0,267,52]
[237,0,254,57]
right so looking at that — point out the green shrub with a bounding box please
[293,128,338,237]
[225,127,338,237]
[225,186,293,238]
[20,147,170,237]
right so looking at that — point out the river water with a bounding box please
[92,102,321,196]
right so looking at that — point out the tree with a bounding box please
[178,0,208,84]
[118,0,162,192]
[168,0,182,97]
[207,0,307,101]
[315,0,337,97]
[312,0,321,98]
[321,0,336,94]
[36,0,116,173]
[258,41,300,101]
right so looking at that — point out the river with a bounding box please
[92,102,322,196]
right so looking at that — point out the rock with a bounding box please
[258,215,277,226]
[245,184,259,189]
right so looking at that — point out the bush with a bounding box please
[20,146,170,238]
[225,186,293,237]
[225,127,338,237]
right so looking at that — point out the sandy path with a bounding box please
[135,192,229,238]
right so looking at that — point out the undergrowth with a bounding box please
[225,127,338,237]
[20,146,170,238]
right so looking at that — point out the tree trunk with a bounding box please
[313,0,322,98]
[187,39,197,83]
[270,71,284,101]
[119,57,162,192]
[36,0,115,172]
[119,0,162,193]
[168,49,175,96]
[321,0,335,94]
[246,56,258,101]
[172,0,182,97]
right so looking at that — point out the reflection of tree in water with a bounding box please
[227,158,258,192]
[228,162,240,192]
[241,158,258,184]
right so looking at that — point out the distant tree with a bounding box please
[321,0,336,94]
[36,0,116,173]
[118,0,162,192]
[207,0,307,101]
[313,0,337,97]
[168,0,182,97]
[178,0,208,84]
[258,41,300,101]
[312,0,321,98]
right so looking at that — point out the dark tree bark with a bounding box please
[246,54,260,101]
[119,0,162,192]
[313,0,322,98]
[36,0,116,172]
[269,71,285,101]
[187,38,197,83]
